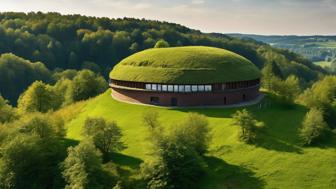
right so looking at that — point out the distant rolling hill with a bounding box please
[228,34,336,67]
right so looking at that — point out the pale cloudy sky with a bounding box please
[0,0,335,35]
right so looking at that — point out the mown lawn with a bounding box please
[62,90,336,189]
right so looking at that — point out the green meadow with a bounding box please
[314,61,331,68]
[62,91,336,189]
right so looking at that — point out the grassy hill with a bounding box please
[110,46,261,84]
[59,90,336,189]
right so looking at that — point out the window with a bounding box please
[145,84,151,90]
[174,85,179,92]
[152,84,157,91]
[168,85,174,92]
[185,85,191,92]
[150,97,159,104]
[162,85,168,91]
[147,83,211,92]
[192,85,198,92]
[198,85,205,91]
[178,85,184,92]
[205,85,212,91]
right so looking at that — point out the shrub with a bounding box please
[154,39,170,48]
[232,109,264,143]
[299,108,328,145]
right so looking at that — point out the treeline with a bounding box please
[0,53,107,105]
[0,12,326,104]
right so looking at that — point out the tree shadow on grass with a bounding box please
[61,138,79,148]
[308,132,336,149]
[254,135,303,154]
[109,152,143,169]
[200,156,265,189]
[177,107,304,154]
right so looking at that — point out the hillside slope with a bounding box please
[61,91,336,189]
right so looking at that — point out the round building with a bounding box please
[109,46,261,106]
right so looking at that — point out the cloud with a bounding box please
[191,0,205,5]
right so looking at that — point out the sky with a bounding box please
[0,0,335,35]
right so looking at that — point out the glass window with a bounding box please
[185,85,191,92]
[192,85,198,92]
[145,84,151,90]
[157,84,162,91]
[173,85,178,92]
[222,83,226,90]
[198,85,205,91]
[168,85,174,92]
[162,85,168,91]
[205,85,212,91]
[152,84,157,91]
[178,85,184,92]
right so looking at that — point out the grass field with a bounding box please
[314,61,331,68]
[61,91,336,189]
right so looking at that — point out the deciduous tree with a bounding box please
[83,117,123,156]
[299,108,328,145]
[62,140,103,189]
[17,81,61,113]
[232,109,264,143]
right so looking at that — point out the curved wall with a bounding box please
[111,85,260,106]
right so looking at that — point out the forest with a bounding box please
[1,12,336,189]
[0,12,325,105]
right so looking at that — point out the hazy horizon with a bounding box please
[0,0,335,35]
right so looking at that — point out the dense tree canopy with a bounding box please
[17,70,107,113]
[0,114,66,189]
[298,76,336,109]
[0,95,17,123]
[0,12,325,99]
[0,53,52,104]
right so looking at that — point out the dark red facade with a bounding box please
[110,79,261,106]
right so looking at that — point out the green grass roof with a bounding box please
[110,46,261,84]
